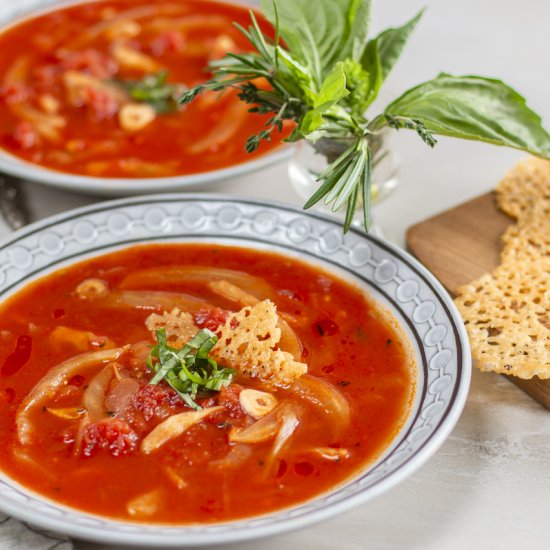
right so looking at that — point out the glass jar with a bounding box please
[288,129,399,233]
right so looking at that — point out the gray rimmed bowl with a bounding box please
[0,195,471,546]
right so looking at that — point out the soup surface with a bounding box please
[0,244,414,523]
[0,0,288,178]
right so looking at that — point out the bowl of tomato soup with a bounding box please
[0,195,470,546]
[0,0,292,195]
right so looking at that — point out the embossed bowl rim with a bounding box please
[0,194,471,546]
[0,0,292,197]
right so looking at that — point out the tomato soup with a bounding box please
[0,0,288,178]
[0,244,415,523]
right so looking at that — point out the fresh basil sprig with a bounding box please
[179,0,550,232]
[147,328,235,410]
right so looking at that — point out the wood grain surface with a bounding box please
[406,191,550,410]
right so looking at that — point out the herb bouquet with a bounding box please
[181,0,550,232]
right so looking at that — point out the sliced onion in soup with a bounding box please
[141,406,223,453]
[264,402,302,475]
[99,290,207,313]
[16,347,128,444]
[291,374,351,430]
[82,364,116,422]
[229,409,280,444]
[210,444,253,470]
[120,266,274,300]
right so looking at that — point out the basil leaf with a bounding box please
[314,62,350,109]
[147,328,235,410]
[385,74,550,158]
[364,10,424,82]
[341,0,372,63]
[261,0,321,84]
[299,62,350,136]
[261,0,371,83]
[119,70,182,114]
[299,110,324,137]
[360,39,382,108]
[275,46,317,103]
[358,10,422,108]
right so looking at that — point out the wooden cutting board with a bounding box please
[406,191,550,410]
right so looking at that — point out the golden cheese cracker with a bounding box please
[455,157,550,378]
[214,300,308,386]
[455,260,550,379]
[496,157,550,220]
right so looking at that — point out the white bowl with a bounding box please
[0,195,471,547]
[0,0,291,197]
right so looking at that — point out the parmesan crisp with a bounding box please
[214,300,308,386]
[145,301,308,386]
[145,308,198,347]
[496,156,550,220]
[454,157,550,378]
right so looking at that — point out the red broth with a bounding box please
[0,0,289,178]
[0,244,415,523]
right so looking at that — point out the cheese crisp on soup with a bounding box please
[0,244,415,523]
[0,0,289,178]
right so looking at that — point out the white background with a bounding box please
[1,1,550,549]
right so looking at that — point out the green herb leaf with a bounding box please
[385,74,550,158]
[359,38,382,108]
[261,0,322,84]
[365,9,424,82]
[148,328,235,410]
[304,137,373,232]
[120,71,183,113]
[344,179,360,233]
[342,59,370,116]
[340,0,372,63]
[273,46,317,103]
[314,62,350,109]
[261,0,371,82]
[361,147,372,231]
[384,114,437,148]
[299,62,350,136]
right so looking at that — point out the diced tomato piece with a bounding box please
[80,418,138,457]
[32,65,59,87]
[10,121,38,150]
[58,49,117,79]
[150,30,185,56]
[85,86,118,120]
[131,383,181,422]
[217,384,245,419]
[194,307,229,332]
[0,83,28,104]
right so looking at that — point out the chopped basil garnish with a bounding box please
[147,328,235,410]
[119,71,185,114]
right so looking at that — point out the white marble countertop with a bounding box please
[1,1,549,549]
